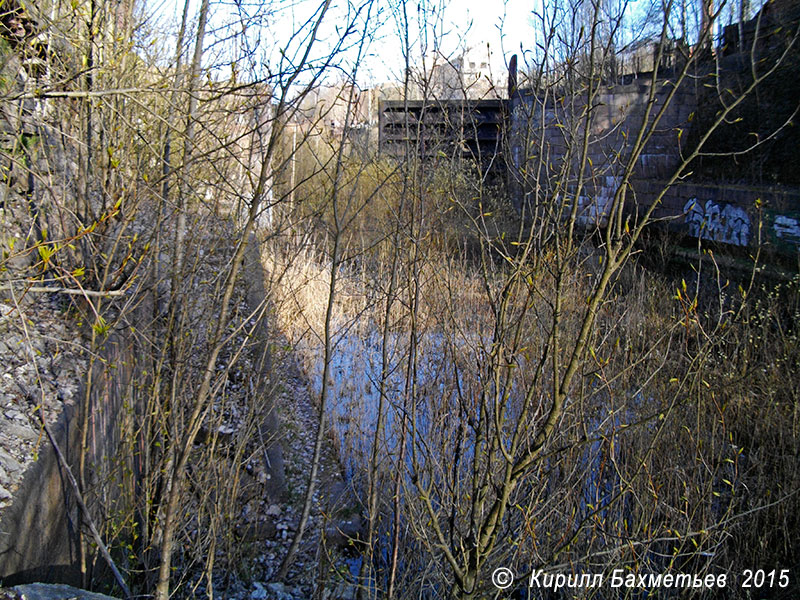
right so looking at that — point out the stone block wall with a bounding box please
[508,77,698,221]
[631,179,800,250]
[508,71,800,252]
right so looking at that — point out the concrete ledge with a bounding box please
[0,401,80,586]
[2,583,118,599]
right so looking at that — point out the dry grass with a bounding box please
[260,242,369,372]
[259,208,800,598]
[259,139,800,598]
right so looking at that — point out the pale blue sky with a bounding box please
[146,0,536,86]
[361,0,535,82]
[145,0,770,87]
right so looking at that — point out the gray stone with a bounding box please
[234,518,277,542]
[265,583,295,600]
[3,422,38,442]
[0,447,22,473]
[251,582,268,599]
[9,583,119,599]
[325,510,364,550]
[4,334,22,347]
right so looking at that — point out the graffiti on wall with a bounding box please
[576,176,620,226]
[683,198,751,246]
[773,215,800,246]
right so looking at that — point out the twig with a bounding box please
[37,409,133,599]
[0,285,125,297]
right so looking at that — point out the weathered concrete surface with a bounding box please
[1,583,118,599]
[0,301,87,512]
[0,323,131,586]
[0,299,88,585]
[0,403,80,586]
[0,276,153,587]
[630,179,800,250]
[244,234,286,501]
[0,236,288,586]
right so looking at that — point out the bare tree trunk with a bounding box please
[152,2,210,596]
[154,217,256,599]
[169,0,210,321]
[277,0,376,581]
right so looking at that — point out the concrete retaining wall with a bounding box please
[0,237,285,587]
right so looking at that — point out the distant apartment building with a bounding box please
[417,45,503,101]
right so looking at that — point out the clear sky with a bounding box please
[358,0,535,84]
[145,0,536,87]
[145,0,772,88]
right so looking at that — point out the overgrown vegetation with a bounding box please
[0,0,798,599]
